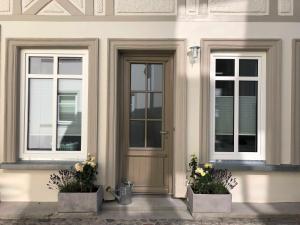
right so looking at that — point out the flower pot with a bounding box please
[57,186,103,213]
[186,185,232,213]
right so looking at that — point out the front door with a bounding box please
[119,53,174,194]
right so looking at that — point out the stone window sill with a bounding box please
[0,161,75,170]
[211,161,300,172]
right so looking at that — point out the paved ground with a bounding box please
[0,196,300,224]
[0,217,300,225]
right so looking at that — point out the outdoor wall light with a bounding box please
[189,46,201,59]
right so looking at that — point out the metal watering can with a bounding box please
[106,180,133,205]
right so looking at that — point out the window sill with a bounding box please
[0,161,75,170]
[210,161,300,172]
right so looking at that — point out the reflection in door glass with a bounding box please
[130,93,146,119]
[131,64,146,91]
[147,121,162,148]
[130,121,145,147]
[147,64,163,92]
[147,93,162,119]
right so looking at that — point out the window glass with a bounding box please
[216,59,234,76]
[58,57,82,75]
[130,93,146,119]
[147,64,163,92]
[57,79,82,151]
[130,121,145,147]
[147,93,162,119]
[147,121,162,148]
[29,57,53,74]
[239,59,258,77]
[239,81,258,152]
[215,81,234,152]
[28,79,53,150]
[131,64,146,91]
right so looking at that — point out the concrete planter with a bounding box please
[187,185,232,213]
[58,186,103,213]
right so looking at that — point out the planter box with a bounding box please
[187,185,232,213]
[58,186,103,213]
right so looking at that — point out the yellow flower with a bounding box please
[74,162,83,172]
[195,167,206,177]
[204,163,213,169]
[87,161,96,168]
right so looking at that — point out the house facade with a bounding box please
[0,0,300,203]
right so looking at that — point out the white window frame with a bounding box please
[210,52,266,161]
[19,49,88,161]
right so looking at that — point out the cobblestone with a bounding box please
[0,217,300,225]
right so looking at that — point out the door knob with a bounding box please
[160,131,169,135]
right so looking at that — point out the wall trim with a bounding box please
[200,39,282,165]
[2,38,99,163]
[107,39,187,198]
[291,39,300,165]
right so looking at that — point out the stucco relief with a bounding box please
[278,0,293,16]
[94,0,104,15]
[209,0,269,15]
[20,0,104,16]
[115,0,177,15]
[0,0,12,15]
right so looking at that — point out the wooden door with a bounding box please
[119,53,174,194]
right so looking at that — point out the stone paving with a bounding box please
[0,217,300,225]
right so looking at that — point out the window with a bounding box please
[20,50,88,160]
[210,52,266,160]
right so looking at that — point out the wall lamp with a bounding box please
[189,46,201,59]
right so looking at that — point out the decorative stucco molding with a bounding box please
[208,0,269,15]
[115,0,177,15]
[278,0,293,16]
[94,0,104,15]
[0,0,13,15]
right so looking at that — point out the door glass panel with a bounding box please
[131,64,146,91]
[215,81,234,152]
[29,57,53,74]
[239,59,258,77]
[58,57,82,75]
[147,93,162,119]
[130,93,146,119]
[57,79,82,151]
[147,64,163,92]
[28,79,52,150]
[216,59,234,76]
[239,81,258,152]
[147,121,162,148]
[130,121,145,147]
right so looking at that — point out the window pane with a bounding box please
[147,121,162,148]
[57,79,82,151]
[58,57,82,75]
[216,59,234,76]
[29,57,53,74]
[239,59,258,77]
[130,121,145,147]
[130,93,145,119]
[215,81,234,152]
[147,64,163,92]
[147,93,162,119]
[239,81,258,152]
[131,64,146,91]
[28,79,52,150]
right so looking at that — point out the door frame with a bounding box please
[119,52,174,194]
[107,39,187,198]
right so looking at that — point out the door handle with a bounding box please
[160,130,169,135]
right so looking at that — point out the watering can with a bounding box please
[106,180,133,205]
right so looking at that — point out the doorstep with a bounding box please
[0,196,300,220]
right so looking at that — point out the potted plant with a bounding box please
[187,154,238,213]
[47,154,103,213]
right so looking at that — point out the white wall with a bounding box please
[0,21,299,202]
